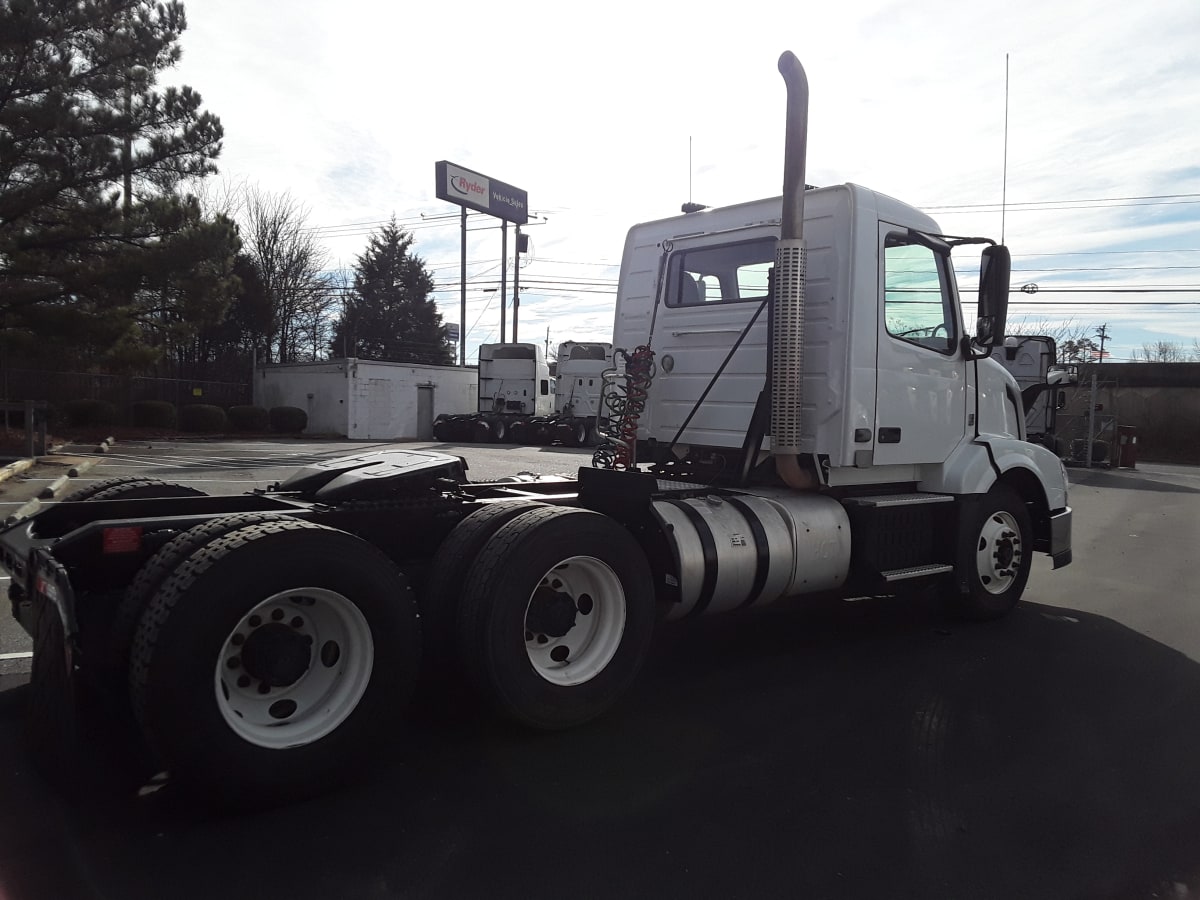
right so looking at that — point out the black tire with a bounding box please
[64,476,169,502]
[418,501,546,692]
[492,418,508,443]
[456,507,656,730]
[508,421,527,443]
[85,480,207,502]
[946,484,1033,621]
[471,419,493,443]
[104,513,291,686]
[129,519,420,804]
[433,419,452,442]
[573,422,589,447]
[25,600,83,767]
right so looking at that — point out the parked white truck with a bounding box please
[992,335,1073,456]
[433,340,613,445]
[432,341,554,442]
[2,51,1070,805]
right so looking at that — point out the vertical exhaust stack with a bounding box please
[771,51,815,488]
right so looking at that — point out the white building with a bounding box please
[255,358,477,440]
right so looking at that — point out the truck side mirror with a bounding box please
[974,244,1011,350]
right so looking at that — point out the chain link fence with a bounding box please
[0,369,251,427]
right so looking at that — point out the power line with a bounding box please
[924,192,1200,212]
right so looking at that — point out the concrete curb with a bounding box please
[68,458,99,479]
[39,475,70,499]
[2,453,102,526]
[8,497,40,524]
[0,458,34,484]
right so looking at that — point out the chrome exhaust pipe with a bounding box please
[771,52,815,488]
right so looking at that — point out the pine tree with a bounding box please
[331,219,452,365]
[0,0,237,371]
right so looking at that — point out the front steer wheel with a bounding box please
[946,484,1033,621]
[129,519,420,804]
[456,507,656,731]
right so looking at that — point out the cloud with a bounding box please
[166,0,1200,363]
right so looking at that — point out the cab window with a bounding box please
[883,235,957,354]
[665,238,775,307]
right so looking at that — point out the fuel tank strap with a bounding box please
[722,495,771,609]
[664,500,718,617]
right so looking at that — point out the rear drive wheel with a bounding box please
[65,476,202,502]
[129,519,420,803]
[492,418,508,443]
[947,484,1032,620]
[418,500,545,692]
[106,513,289,686]
[457,507,655,730]
[85,479,207,502]
[471,419,493,443]
[25,599,82,768]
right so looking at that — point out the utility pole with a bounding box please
[1085,323,1108,468]
[500,221,507,344]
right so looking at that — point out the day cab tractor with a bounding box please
[432,340,613,446]
[992,335,1075,456]
[432,341,553,443]
[0,51,1070,805]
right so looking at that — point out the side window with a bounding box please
[540,379,549,396]
[883,235,957,354]
[665,238,776,307]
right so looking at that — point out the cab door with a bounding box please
[872,225,967,466]
[647,230,777,447]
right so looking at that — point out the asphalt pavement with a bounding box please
[0,442,1198,899]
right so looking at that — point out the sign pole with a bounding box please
[500,221,507,344]
[459,207,467,366]
[435,160,528,358]
[513,225,521,343]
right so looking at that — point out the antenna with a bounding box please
[689,135,693,203]
[1002,52,1010,244]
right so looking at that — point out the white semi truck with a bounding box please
[432,341,554,442]
[433,340,613,446]
[1,51,1070,805]
[992,335,1073,456]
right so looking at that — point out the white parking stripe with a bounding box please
[0,652,33,661]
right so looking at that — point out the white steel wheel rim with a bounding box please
[976,510,1024,595]
[214,587,374,749]
[524,556,627,687]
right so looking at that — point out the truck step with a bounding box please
[880,563,954,582]
[842,492,954,508]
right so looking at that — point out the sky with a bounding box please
[165,0,1200,364]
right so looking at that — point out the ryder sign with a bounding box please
[435,161,528,225]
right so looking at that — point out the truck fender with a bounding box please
[920,437,1067,511]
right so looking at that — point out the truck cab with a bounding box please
[613,183,1063,509]
[554,341,614,422]
[477,342,554,416]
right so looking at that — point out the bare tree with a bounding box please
[1006,316,1105,363]
[238,186,330,363]
[291,277,340,362]
[1132,341,1190,363]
